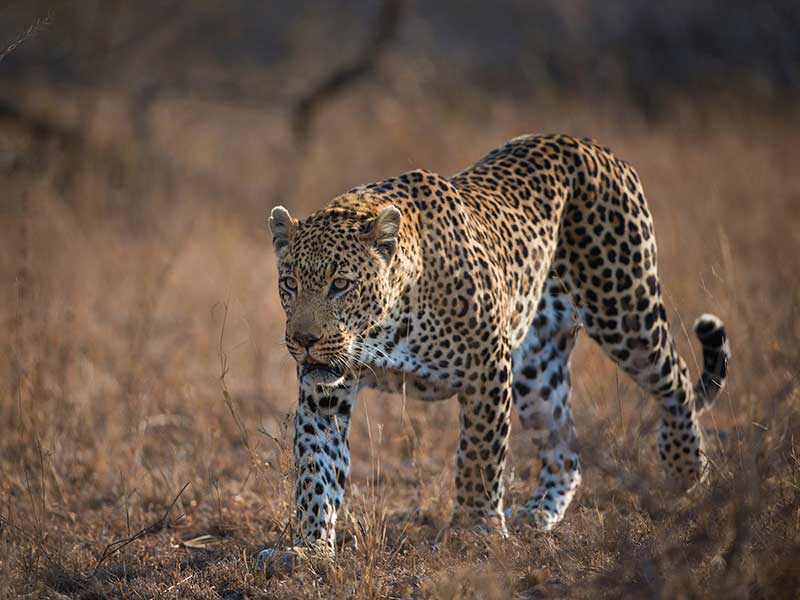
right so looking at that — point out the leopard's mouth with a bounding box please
[300,361,345,386]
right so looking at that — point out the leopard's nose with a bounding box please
[292,332,320,349]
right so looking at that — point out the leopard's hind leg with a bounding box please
[580,289,729,486]
[559,147,730,487]
[509,279,582,530]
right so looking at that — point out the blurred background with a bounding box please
[1,2,799,598]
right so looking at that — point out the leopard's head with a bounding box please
[269,201,401,386]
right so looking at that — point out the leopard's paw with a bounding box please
[255,548,295,577]
[505,504,559,532]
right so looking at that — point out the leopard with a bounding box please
[258,133,729,570]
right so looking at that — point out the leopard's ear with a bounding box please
[269,206,297,259]
[362,205,401,263]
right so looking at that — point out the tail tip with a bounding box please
[693,313,728,353]
[694,313,723,336]
[692,313,730,412]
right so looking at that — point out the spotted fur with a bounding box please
[263,134,730,560]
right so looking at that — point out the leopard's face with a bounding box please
[269,203,401,386]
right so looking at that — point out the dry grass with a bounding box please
[1,88,799,599]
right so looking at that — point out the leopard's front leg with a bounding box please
[452,353,513,537]
[258,380,355,572]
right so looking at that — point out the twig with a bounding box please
[0,13,52,65]
[0,513,56,566]
[218,301,250,450]
[152,573,195,599]
[92,481,190,575]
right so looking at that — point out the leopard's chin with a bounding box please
[300,362,345,386]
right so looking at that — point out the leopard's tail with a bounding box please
[692,314,730,414]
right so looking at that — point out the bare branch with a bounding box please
[291,0,406,142]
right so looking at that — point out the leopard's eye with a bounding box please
[281,276,298,292]
[329,277,353,296]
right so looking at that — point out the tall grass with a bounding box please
[1,89,799,597]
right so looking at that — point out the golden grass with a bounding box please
[1,91,799,598]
